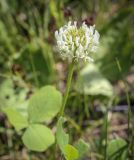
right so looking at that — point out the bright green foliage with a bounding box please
[3,107,28,131]
[28,86,62,123]
[75,139,89,158]
[56,117,69,154]
[4,85,62,152]
[75,63,113,97]
[22,124,55,152]
[64,144,79,160]
[107,138,127,160]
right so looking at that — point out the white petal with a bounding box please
[75,37,80,46]
[85,56,94,62]
[69,36,72,43]
[68,21,72,26]
[74,21,77,27]
[55,31,59,39]
[93,30,100,44]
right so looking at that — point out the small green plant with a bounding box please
[54,21,99,159]
[3,19,130,160]
[1,20,99,159]
[3,21,99,159]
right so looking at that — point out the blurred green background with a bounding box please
[0,0,134,159]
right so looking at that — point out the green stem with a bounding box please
[59,61,75,116]
[104,109,108,160]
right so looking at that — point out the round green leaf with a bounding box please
[64,144,79,160]
[22,124,55,152]
[28,86,62,123]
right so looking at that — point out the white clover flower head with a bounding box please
[55,21,100,62]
